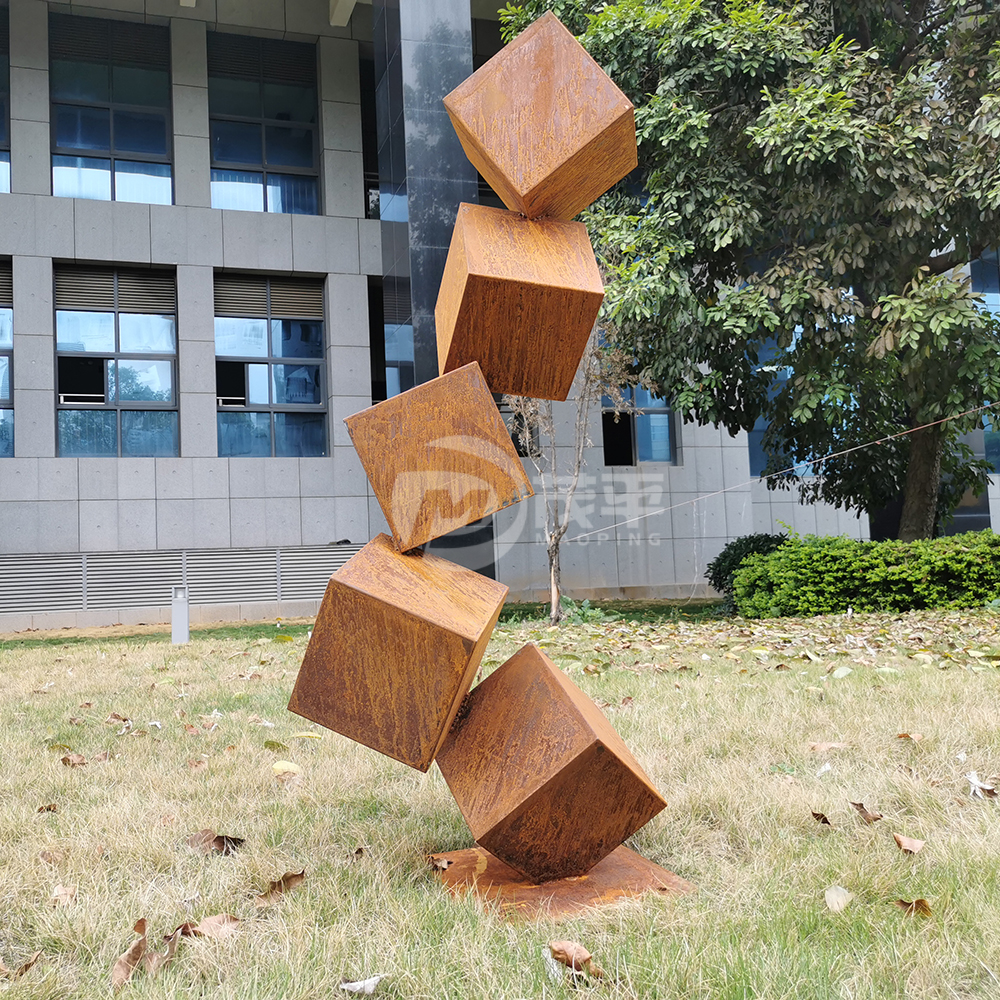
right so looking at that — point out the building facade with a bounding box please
[0,0,992,631]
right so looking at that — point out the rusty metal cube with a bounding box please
[344,362,533,553]
[435,203,604,401]
[287,533,508,771]
[443,11,637,221]
[436,643,666,882]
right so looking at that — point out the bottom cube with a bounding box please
[435,643,666,882]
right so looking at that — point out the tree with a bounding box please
[502,0,1000,540]
[505,334,638,624]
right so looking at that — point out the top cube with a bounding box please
[443,12,637,221]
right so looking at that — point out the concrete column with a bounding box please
[176,265,217,456]
[9,0,50,196]
[12,255,54,457]
[170,18,211,208]
[319,36,364,218]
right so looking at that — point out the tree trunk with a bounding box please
[897,424,944,542]
[548,542,562,625]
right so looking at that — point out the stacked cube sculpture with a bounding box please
[289,13,679,901]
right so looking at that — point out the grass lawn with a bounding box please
[1,606,999,999]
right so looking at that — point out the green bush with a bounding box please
[732,530,1000,618]
[705,532,788,603]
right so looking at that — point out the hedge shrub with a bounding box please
[732,530,1000,618]
[705,532,788,613]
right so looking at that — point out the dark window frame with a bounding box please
[207,33,320,215]
[601,388,677,466]
[54,267,178,458]
[48,13,173,204]
[214,275,327,457]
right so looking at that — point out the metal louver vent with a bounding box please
[383,280,411,325]
[269,279,324,319]
[85,551,183,610]
[208,33,315,88]
[0,263,12,308]
[0,12,8,55]
[117,269,176,314]
[0,555,83,613]
[214,274,268,317]
[279,545,362,600]
[55,267,116,311]
[110,21,169,70]
[185,549,278,604]
[49,13,110,63]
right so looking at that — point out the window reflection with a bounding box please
[0,357,10,401]
[121,410,177,457]
[0,154,9,195]
[114,161,171,205]
[274,412,326,457]
[0,410,12,458]
[218,411,271,456]
[56,311,116,353]
[58,409,117,457]
[0,308,12,349]
[210,170,265,211]
[215,317,268,357]
[52,155,112,200]
[118,314,176,354]
[266,174,318,215]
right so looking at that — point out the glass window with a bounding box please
[55,270,178,457]
[0,409,12,458]
[49,14,172,205]
[0,16,8,193]
[215,277,326,456]
[207,33,319,215]
[601,386,675,465]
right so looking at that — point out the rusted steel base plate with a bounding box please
[428,844,694,919]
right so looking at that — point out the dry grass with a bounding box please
[1,608,999,999]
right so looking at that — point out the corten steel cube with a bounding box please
[443,11,637,222]
[435,643,667,882]
[287,533,508,772]
[344,362,533,553]
[435,203,604,401]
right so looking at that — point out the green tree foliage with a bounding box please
[501,0,1000,539]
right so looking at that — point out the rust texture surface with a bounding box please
[344,362,533,552]
[429,845,694,919]
[435,643,667,882]
[287,534,508,772]
[443,11,637,221]
[435,203,604,401]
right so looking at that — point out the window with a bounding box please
[207,33,318,215]
[49,14,172,205]
[601,387,675,465]
[214,274,326,456]
[55,267,178,457]
[0,263,12,457]
[0,9,9,193]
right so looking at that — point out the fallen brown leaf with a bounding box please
[111,919,147,992]
[894,898,932,917]
[809,742,849,752]
[0,951,41,979]
[183,724,200,736]
[255,869,306,907]
[143,927,181,978]
[893,833,925,855]
[61,753,87,767]
[51,884,76,907]
[92,750,112,762]
[187,759,207,772]
[37,803,58,814]
[849,801,883,823]
[548,940,603,979]
[39,850,61,865]
[186,829,244,856]
[896,732,924,742]
[811,811,832,826]
[175,914,240,939]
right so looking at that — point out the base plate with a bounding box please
[428,844,694,919]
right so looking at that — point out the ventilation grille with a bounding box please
[0,545,364,616]
[185,548,279,604]
[214,275,323,319]
[270,279,323,319]
[0,11,8,56]
[0,555,83,613]
[55,267,115,311]
[0,263,11,308]
[85,551,183,610]
[54,268,175,313]
[383,280,411,325]
[214,275,268,317]
[50,13,168,69]
[279,546,360,600]
[207,32,316,87]
[117,270,175,314]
